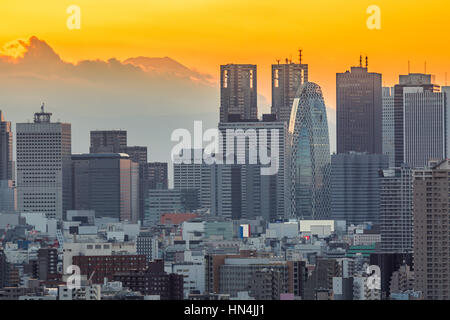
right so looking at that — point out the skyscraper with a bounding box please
[71,153,139,222]
[413,159,450,300]
[336,62,382,154]
[220,64,257,122]
[331,152,388,225]
[213,117,289,221]
[16,105,72,220]
[173,149,211,210]
[382,87,395,167]
[271,60,308,122]
[289,82,331,219]
[403,87,447,167]
[379,166,413,253]
[0,111,13,181]
[393,73,439,167]
[90,130,127,154]
[145,162,168,190]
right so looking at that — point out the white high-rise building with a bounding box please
[382,87,395,167]
[16,105,72,220]
[403,87,447,168]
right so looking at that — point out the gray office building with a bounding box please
[382,87,395,167]
[220,64,257,122]
[403,87,447,168]
[145,162,168,190]
[331,152,388,225]
[0,111,13,181]
[336,63,382,154]
[71,153,139,222]
[17,105,72,220]
[213,117,289,221]
[379,166,413,253]
[144,189,184,226]
[173,149,212,210]
[393,73,440,166]
[271,60,308,122]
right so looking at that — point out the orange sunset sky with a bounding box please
[1,0,450,112]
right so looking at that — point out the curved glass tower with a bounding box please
[289,82,331,219]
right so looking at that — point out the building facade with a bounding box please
[289,82,331,219]
[379,166,413,253]
[336,65,382,154]
[16,106,72,220]
[271,61,308,122]
[393,73,440,167]
[403,88,447,168]
[382,87,395,167]
[413,159,450,300]
[71,153,139,222]
[220,64,257,122]
[331,152,388,225]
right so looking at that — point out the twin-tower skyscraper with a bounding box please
[219,58,331,220]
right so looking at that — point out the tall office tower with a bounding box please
[336,62,382,154]
[393,73,440,166]
[173,149,211,210]
[89,130,127,153]
[71,153,139,222]
[145,162,168,190]
[213,116,289,221]
[17,105,72,220]
[271,60,308,122]
[379,166,413,253]
[289,82,331,219]
[413,159,450,300]
[220,64,257,122]
[403,88,447,167]
[0,111,13,181]
[382,87,395,167]
[331,152,388,225]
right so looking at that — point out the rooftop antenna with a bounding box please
[359,55,362,67]
[299,49,303,65]
[285,58,288,64]
[41,102,45,113]
[424,61,427,74]
[276,59,280,65]
[408,61,410,74]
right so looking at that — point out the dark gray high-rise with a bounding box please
[0,111,13,181]
[271,61,308,122]
[331,152,388,225]
[90,130,127,153]
[220,64,257,122]
[336,64,382,154]
[71,153,139,222]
